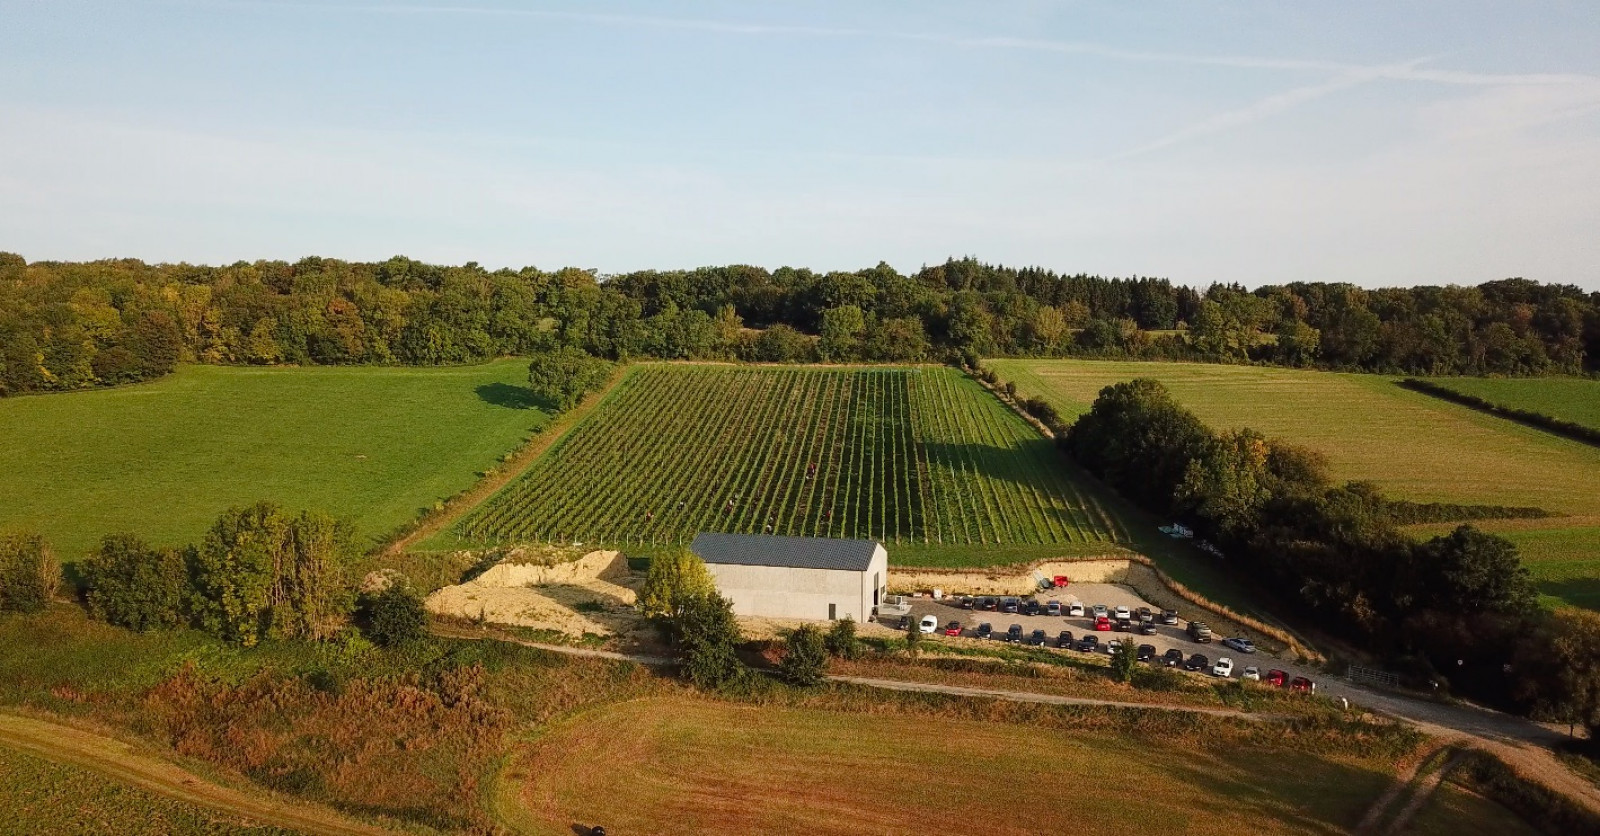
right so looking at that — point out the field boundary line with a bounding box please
[0,710,394,836]
[384,363,630,556]
[1398,377,1600,449]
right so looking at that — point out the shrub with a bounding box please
[360,584,428,647]
[1110,637,1139,683]
[780,625,828,687]
[825,617,859,660]
[0,531,58,614]
[904,617,922,656]
[80,533,188,631]
[678,592,745,689]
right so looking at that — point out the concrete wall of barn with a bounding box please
[706,546,888,621]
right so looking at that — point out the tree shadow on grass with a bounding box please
[476,382,554,411]
[1539,577,1600,612]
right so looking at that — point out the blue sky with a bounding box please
[3,1,1599,289]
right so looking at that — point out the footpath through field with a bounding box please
[0,711,392,836]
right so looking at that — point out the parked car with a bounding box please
[1113,605,1132,622]
[1067,601,1086,617]
[1186,621,1214,643]
[1184,653,1209,672]
[1001,597,1021,613]
[1106,639,1124,655]
[1290,676,1316,693]
[1091,604,1109,620]
[1045,600,1062,616]
[1053,575,1070,588]
[1006,624,1024,643]
[1212,657,1234,678]
[1055,630,1074,648]
[1241,666,1261,681]
[1113,619,1131,632]
[944,620,963,636]
[1265,669,1289,687]
[1221,637,1257,654]
[1094,616,1112,632]
[1137,622,1158,635]
[1160,609,1179,625]
[1136,644,1156,662]
[976,622,993,640]
[1162,648,1184,667]
[959,596,975,610]
[1136,607,1154,624]
[919,615,939,634]
[1076,635,1100,653]
[1027,629,1048,646]
[979,596,998,611]
[1023,599,1042,616]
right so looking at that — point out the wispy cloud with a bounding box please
[232,2,1600,88]
[1106,60,1428,162]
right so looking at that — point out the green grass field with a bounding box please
[990,359,1600,610]
[454,365,1129,552]
[0,745,295,836]
[1425,376,1600,432]
[509,696,1400,836]
[0,360,548,560]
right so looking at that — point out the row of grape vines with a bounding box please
[456,365,1125,549]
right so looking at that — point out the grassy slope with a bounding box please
[512,696,1394,836]
[1406,782,1540,836]
[0,745,297,836]
[0,360,548,559]
[1425,376,1600,432]
[991,359,1600,610]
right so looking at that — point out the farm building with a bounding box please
[689,533,889,622]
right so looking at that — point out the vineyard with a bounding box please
[456,365,1128,550]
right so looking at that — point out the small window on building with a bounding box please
[829,603,837,621]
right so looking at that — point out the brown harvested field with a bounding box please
[507,696,1397,836]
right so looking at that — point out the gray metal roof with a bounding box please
[690,533,882,572]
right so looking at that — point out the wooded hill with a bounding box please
[2,251,1596,397]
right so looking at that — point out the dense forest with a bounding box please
[2,251,1597,396]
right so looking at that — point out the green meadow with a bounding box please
[991,359,1600,610]
[0,360,548,560]
[1425,375,1600,432]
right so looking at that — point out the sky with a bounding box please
[2,1,1599,290]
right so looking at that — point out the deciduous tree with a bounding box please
[81,533,188,631]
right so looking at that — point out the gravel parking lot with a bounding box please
[898,582,1284,681]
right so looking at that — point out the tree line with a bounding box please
[0,504,426,649]
[4,251,1597,397]
[1060,379,1600,737]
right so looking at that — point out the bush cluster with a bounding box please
[78,502,361,646]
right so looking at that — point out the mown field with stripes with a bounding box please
[455,365,1128,552]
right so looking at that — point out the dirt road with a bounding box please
[0,712,392,836]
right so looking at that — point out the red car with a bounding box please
[1053,575,1070,588]
[1290,676,1316,693]
[1265,669,1289,687]
[1093,616,1112,632]
[944,621,962,637]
